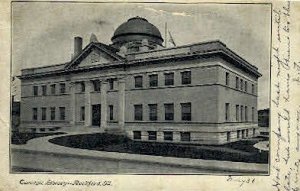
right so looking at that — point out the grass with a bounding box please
[49,133,269,164]
[12,166,53,172]
[219,137,269,153]
[11,132,65,145]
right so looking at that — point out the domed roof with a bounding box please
[111,17,163,45]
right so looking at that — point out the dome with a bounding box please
[111,16,164,49]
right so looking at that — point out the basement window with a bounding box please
[148,131,157,140]
[133,131,141,140]
[164,131,173,141]
[180,132,191,142]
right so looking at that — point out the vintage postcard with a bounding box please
[0,0,299,190]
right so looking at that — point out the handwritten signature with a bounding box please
[226,176,255,187]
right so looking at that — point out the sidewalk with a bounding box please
[11,128,269,174]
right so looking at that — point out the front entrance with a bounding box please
[92,104,101,126]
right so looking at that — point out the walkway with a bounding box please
[11,127,269,174]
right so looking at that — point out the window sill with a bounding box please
[164,84,175,87]
[32,93,70,97]
[107,89,118,92]
[37,120,66,122]
[148,86,159,89]
[181,83,192,85]
[108,120,118,123]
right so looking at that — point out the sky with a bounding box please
[12,2,271,109]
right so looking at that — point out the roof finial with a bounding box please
[90,33,98,43]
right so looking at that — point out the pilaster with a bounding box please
[118,78,126,129]
[84,80,92,127]
[69,82,76,125]
[101,81,108,128]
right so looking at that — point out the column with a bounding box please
[84,80,92,127]
[69,82,76,125]
[101,81,108,128]
[118,79,125,129]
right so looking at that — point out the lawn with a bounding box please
[49,133,269,164]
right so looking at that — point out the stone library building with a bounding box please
[18,16,262,145]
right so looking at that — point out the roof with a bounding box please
[20,62,67,76]
[126,40,261,77]
[111,16,163,42]
[18,40,262,79]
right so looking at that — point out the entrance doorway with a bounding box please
[92,104,101,126]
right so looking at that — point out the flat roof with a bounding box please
[19,40,262,79]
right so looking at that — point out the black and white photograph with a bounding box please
[10,2,271,174]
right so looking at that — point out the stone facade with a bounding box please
[18,17,262,145]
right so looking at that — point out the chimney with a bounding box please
[73,36,83,59]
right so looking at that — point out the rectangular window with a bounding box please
[50,107,55,121]
[242,130,245,138]
[236,77,239,89]
[33,86,38,96]
[164,73,174,86]
[50,84,56,95]
[240,79,243,91]
[60,83,66,94]
[92,80,101,92]
[41,107,46,120]
[134,104,143,121]
[42,85,47,96]
[245,81,248,92]
[245,106,248,121]
[164,103,174,120]
[226,72,230,86]
[59,107,65,120]
[134,76,143,88]
[109,105,114,120]
[225,103,230,122]
[252,107,255,121]
[246,129,249,137]
[148,131,157,140]
[227,132,231,141]
[241,106,244,122]
[80,106,85,121]
[237,130,240,138]
[133,131,141,140]
[236,105,239,122]
[252,84,255,94]
[181,132,191,142]
[181,71,191,85]
[108,79,114,90]
[32,108,38,120]
[80,82,85,92]
[164,131,173,141]
[148,104,157,121]
[181,102,191,121]
[149,74,158,87]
